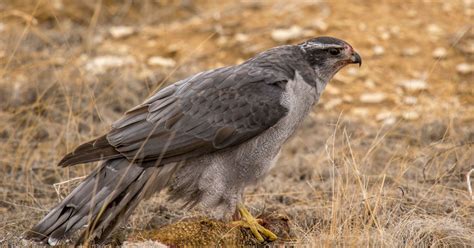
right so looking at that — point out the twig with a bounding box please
[53,176,86,200]
[467,168,474,201]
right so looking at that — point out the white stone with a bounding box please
[234,33,249,43]
[313,19,328,32]
[383,116,397,125]
[342,95,353,102]
[346,67,359,76]
[376,111,393,121]
[360,92,387,103]
[122,240,167,248]
[402,47,420,57]
[403,96,418,105]
[373,45,385,56]
[324,98,342,110]
[400,79,428,91]
[364,79,376,88]
[85,55,136,74]
[456,63,473,75]
[432,47,447,59]
[402,111,420,120]
[271,26,303,42]
[109,26,135,39]
[325,84,340,95]
[352,107,369,117]
[427,24,444,36]
[147,56,176,67]
[380,31,391,40]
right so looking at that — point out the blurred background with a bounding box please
[0,0,472,246]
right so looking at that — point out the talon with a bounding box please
[231,203,278,242]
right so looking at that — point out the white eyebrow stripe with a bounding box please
[303,43,344,49]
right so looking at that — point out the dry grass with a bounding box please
[0,0,473,247]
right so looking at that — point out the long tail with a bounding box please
[26,158,177,245]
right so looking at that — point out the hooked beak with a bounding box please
[350,52,362,67]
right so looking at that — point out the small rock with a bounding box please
[380,31,391,40]
[342,95,353,102]
[400,79,428,92]
[376,112,396,125]
[123,241,167,248]
[402,47,420,57]
[312,19,328,32]
[346,67,359,77]
[432,47,447,59]
[373,45,385,56]
[402,111,420,120]
[376,111,393,121]
[0,22,5,33]
[325,84,340,95]
[360,92,387,103]
[456,63,473,75]
[85,55,136,74]
[147,56,176,67]
[324,98,342,110]
[352,107,369,117]
[403,96,418,105]
[109,26,135,39]
[234,33,249,43]
[383,117,397,125]
[427,24,444,36]
[271,26,303,42]
[364,79,376,88]
[217,36,228,46]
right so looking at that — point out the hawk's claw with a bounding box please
[231,204,278,242]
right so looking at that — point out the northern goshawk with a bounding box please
[26,36,361,245]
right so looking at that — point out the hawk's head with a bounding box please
[299,36,361,80]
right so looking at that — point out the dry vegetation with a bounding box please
[0,0,473,247]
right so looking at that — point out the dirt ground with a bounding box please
[0,0,473,247]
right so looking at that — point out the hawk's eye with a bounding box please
[328,48,341,56]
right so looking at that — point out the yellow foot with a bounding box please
[231,203,278,243]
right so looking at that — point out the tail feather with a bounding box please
[26,158,177,245]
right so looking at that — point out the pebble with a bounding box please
[147,56,176,67]
[400,79,428,91]
[380,31,391,40]
[342,95,353,102]
[325,84,340,95]
[456,63,473,75]
[373,45,385,56]
[427,24,444,36]
[383,117,397,125]
[122,240,167,248]
[376,111,393,121]
[109,26,135,39]
[364,79,376,88]
[234,33,249,43]
[85,55,136,74]
[402,111,420,120]
[403,96,418,105]
[324,98,342,110]
[376,112,396,125]
[360,92,387,103]
[432,47,447,59]
[312,19,328,32]
[402,47,420,57]
[0,22,5,33]
[271,26,303,42]
[352,107,369,117]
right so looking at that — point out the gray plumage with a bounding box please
[26,36,361,245]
